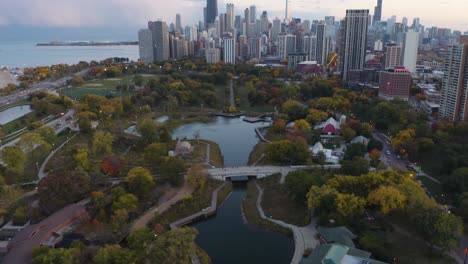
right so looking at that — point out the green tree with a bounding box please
[93,244,137,264]
[125,167,155,195]
[74,148,90,170]
[281,100,307,121]
[306,109,328,125]
[70,76,85,87]
[19,132,50,153]
[341,157,369,176]
[112,193,138,212]
[13,206,29,225]
[266,140,294,164]
[38,126,56,144]
[431,213,463,251]
[32,247,79,264]
[1,146,26,175]
[137,118,160,145]
[307,185,339,213]
[111,209,130,229]
[187,165,208,191]
[92,131,113,155]
[286,170,319,204]
[367,186,406,215]
[146,227,198,264]
[343,143,367,160]
[341,124,357,142]
[143,143,167,166]
[335,193,366,219]
[160,157,187,186]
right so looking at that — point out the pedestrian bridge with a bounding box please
[206,165,341,182]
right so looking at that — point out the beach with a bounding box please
[0,71,17,89]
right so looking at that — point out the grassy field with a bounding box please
[247,142,269,165]
[59,74,157,100]
[258,175,310,226]
[418,176,448,204]
[242,181,293,236]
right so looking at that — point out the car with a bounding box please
[386,151,391,155]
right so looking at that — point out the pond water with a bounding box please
[172,116,270,166]
[172,116,294,264]
[0,105,33,125]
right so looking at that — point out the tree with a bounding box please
[38,126,56,144]
[341,157,370,176]
[33,247,79,264]
[19,132,49,153]
[187,165,208,191]
[93,244,137,264]
[146,227,198,264]
[266,140,294,164]
[138,118,160,145]
[341,124,357,142]
[272,119,286,134]
[111,209,130,229]
[391,129,416,156]
[38,171,92,213]
[160,157,187,186]
[343,143,367,160]
[125,167,155,195]
[369,149,381,167]
[431,213,463,251]
[293,119,311,131]
[111,193,138,213]
[307,185,339,213]
[335,193,366,219]
[1,146,26,175]
[306,109,328,125]
[286,170,319,204]
[143,143,167,166]
[281,100,307,121]
[444,167,468,194]
[92,131,113,155]
[367,139,383,152]
[13,206,29,225]
[70,76,85,87]
[74,148,90,170]
[167,95,179,112]
[367,186,406,215]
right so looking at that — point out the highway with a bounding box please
[0,69,89,106]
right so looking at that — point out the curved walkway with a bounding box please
[254,181,319,264]
[38,133,79,180]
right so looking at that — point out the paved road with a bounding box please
[0,69,89,106]
[206,165,341,182]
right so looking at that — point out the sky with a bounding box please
[0,0,467,39]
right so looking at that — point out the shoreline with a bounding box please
[0,71,18,88]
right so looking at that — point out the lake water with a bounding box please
[172,116,270,167]
[172,116,294,264]
[0,41,138,68]
[0,105,33,125]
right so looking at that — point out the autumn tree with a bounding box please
[1,146,26,175]
[93,245,137,264]
[37,126,56,144]
[19,132,50,153]
[125,167,155,195]
[143,143,167,166]
[145,227,199,264]
[92,131,114,155]
[367,186,406,215]
[293,119,311,131]
[272,119,286,134]
[369,149,381,167]
[306,109,328,125]
[70,76,84,87]
[74,148,90,170]
[32,247,79,264]
[281,100,307,121]
[188,165,208,191]
[335,193,366,219]
[307,185,339,213]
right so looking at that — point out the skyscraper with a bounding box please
[176,14,182,33]
[250,5,257,25]
[379,67,412,100]
[244,8,250,37]
[148,21,170,61]
[373,0,382,25]
[303,35,317,61]
[316,22,329,66]
[206,0,218,27]
[226,3,235,32]
[340,9,370,82]
[440,37,468,121]
[272,18,281,42]
[401,31,419,73]
[138,29,153,64]
[260,11,269,34]
[302,20,311,33]
[285,0,292,22]
[384,43,402,68]
[223,37,236,64]
[277,33,296,59]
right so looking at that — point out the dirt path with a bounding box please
[130,182,194,232]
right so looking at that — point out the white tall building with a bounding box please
[226,3,235,31]
[223,37,236,64]
[402,31,419,73]
[138,29,154,64]
[285,0,292,22]
[440,37,468,121]
[302,20,311,33]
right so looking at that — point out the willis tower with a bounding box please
[373,0,382,25]
[206,0,218,28]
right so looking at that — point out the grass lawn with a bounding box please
[258,175,310,226]
[242,181,293,236]
[217,182,232,205]
[248,142,269,165]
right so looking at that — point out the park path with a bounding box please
[229,79,235,108]
[130,182,194,232]
[38,133,78,180]
[254,181,319,264]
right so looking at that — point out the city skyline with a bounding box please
[0,0,467,32]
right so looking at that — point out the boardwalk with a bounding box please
[169,182,228,229]
[254,127,271,142]
[254,181,319,264]
[206,165,341,182]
